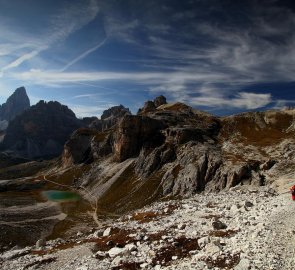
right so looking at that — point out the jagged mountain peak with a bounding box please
[101,104,131,120]
[0,86,30,121]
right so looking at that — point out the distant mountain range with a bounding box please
[1,87,295,207]
[0,87,131,159]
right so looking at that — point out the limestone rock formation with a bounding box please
[154,95,167,107]
[0,87,30,122]
[89,105,131,131]
[137,95,167,114]
[113,115,166,162]
[2,100,83,159]
[61,105,131,166]
[62,128,113,167]
[55,97,295,208]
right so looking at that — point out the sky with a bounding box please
[0,0,294,117]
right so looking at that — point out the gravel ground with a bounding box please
[1,185,295,270]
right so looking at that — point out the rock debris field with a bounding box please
[1,186,295,270]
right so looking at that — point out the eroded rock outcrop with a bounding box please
[62,129,95,167]
[89,105,131,131]
[137,95,167,115]
[61,105,131,166]
[62,128,113,167]
[114,115,166,162]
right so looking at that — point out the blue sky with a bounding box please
[0,0,295,117]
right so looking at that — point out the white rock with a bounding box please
[189,250,198,255]
[112,256,122,266]
[125,243,137,252]
[0,248,30,260]
[103,227,112,237]
[96,251,106,257]
[108,247,126,258]
[198,236,209,249]
[36,238,46,249]
[177,223,186,230]
[76,266,88,270]
[204,242,220,255]
[230,204,240,215]
[234,258,251,270]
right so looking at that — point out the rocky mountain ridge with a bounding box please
[0,90,131,160]
[55,97,295,214]
[1,100,83,159]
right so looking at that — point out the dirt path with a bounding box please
[265,193,295,269]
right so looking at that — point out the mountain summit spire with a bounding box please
[0,87,30,121]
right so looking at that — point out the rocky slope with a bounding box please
[0,87,30,122]
[1,185,294,270]
[52,97,295,214]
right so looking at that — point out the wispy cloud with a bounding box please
[189,92,272,110]
[1,46,48,72]
[60,37,107,72]
[10,69,224,86]
[2,0,295,114]
[72,94,98,99]
[0,0,100,74]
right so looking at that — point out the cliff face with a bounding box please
[2,100,83,159]
[58,97,295,213]
[0,87,30,122]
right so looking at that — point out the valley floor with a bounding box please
[1,185,295,270]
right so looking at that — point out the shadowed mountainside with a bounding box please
[1,101,83,159]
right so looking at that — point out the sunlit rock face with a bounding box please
[0,87,30,122]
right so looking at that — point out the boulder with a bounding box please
[103,227,112,237]
[234,258,251,270]
[36,238,46,249]
[108,247,127,258]
[212,220,227,230]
